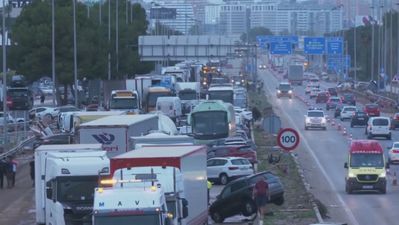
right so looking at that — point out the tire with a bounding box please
[350,123,354,128]
[219,173,229,185]
[380,185,387,194]
[273,196,285,206]
[345,182,353,194]
[367,133,373,139]
[242,200,257,216]
[44,113,53,121]
[387,133,392,140]
[211,211,224,223]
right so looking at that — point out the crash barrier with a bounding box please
[349,89,397,111]
[0,136,35,159]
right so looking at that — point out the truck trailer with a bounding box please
[105,145,208,225]
[34,144,109,225]
[78,115,159,157]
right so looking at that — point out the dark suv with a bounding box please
[350,110,369,127]
[209,171,284,223]
[7,87,34,110]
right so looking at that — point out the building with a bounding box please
[219,3,250,35]
[148,2,196,34]
[250,2,343,35]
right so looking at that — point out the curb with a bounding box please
[291,153,324,223]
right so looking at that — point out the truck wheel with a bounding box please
[219,173,229,185]
[345,183,353,194]
[211,211,224,223]
[242,200,256,216]
[367,133,373,139]
[380,185,387,194]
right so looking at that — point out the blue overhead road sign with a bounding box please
[326,37,343,55]
[304,37,325,55]
[270,42,292,55]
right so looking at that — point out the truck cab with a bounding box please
[93,184,172,225]
[344,140,388,194]
[109,90,140,114]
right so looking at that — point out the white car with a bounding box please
[365,117,391,140]
[340,106,357,121]
[305,109,327,130]
[309,88,321,98]
[388,142,399,164]
[29,107,58,121]
[207,157,254,185]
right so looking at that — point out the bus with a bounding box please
[109,90,140,114]
[207,85,234,104]
[188,100,236,144]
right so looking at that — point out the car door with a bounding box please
[207,159,217,179]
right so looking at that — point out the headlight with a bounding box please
[288,90,293,94]
[277,90,281,93]
[202,82,207,85]
[305,118,311,123]
[379,171,386,178]
[348,172,356,178]
[321,118,326,123]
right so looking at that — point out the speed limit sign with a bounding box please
[277,128,300,152]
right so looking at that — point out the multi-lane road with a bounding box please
[259,60,399,225]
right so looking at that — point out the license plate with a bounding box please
[362,185,373,189]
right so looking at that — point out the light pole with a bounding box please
[353,0,357,83]
[73,0,78,107]
[52,0,56,106]
[107,0,111,80]
[370,5,375,82]
[115,0,119,74]
[2,0,7,144]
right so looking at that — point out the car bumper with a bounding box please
[346,177,386,191]
[369,132,390,136]
[305,123,326,128]
[351,119,367,125]
[277,93,293,97]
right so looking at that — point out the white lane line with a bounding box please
[263,76,360,225]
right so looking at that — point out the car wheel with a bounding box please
[273,196,285,206]
[367,133,373,139]
[219,173,229,185]
[211,211,224,223]
[44,113,53,121]
[387,133,392,140]
[350,123,354,128]
[242,200,257,216]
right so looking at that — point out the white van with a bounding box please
[156,96,182,121]
[365,117,391,140]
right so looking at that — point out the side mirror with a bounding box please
[344,162,348,169]
[46,187,53,199]
[181,198,189,219]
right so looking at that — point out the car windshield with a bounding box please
[308,111,324,117]
[56,176,98,202]
[110,98,138,109]
[94,215,160,225]
[344,107,356,112]
[279,84,291,90]
[344,94,354,100]
[366,104,378,109]
[372,119,388,126]
[330,98,340,102]
[393,143,399,148]
[350,153,384,167]
[192,111,229,139]
[7,89,29,97]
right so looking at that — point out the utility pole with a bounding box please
[107,0,111,80]
[370,4,375,82]
[73,0,78,108]
[116,0,119,74]
[52,0,56,106]
[390,6,393,93]
[99,0,102,25]
[353,0,357,83]
[2,0,7,144]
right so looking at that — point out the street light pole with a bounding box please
[52,0,56,106]
[107,0,111,80]
[73,0,78,107]
[2,0,7,144]
[115,0,119,74]
[353,1,357,83]
[371,5,375,82]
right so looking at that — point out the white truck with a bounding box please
[98,145,208,225]
[34,144,109,225]
[288,64,304,85]
[156,96,182,122]
[126,76,152,110]
[175,82,200,115]
[78,114,159,157]
[162,66,190,82]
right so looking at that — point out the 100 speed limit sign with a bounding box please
[277,128,300,152]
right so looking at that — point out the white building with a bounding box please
[204,4,221,25]
[219,3,249,35]
[148,2,195,34]
[250,2,343,35]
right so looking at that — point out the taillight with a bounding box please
[228,166,239,170]
[6,96,12,108]
[392,150,399,153]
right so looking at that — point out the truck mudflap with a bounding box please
[346,177,386,191]
[187,210,208,225]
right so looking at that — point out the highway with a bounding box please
[259,61,399,225]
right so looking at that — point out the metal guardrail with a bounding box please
[0,136,36,159]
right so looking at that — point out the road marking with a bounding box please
[263,75,360,225]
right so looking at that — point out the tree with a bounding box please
[241,26,273,43]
